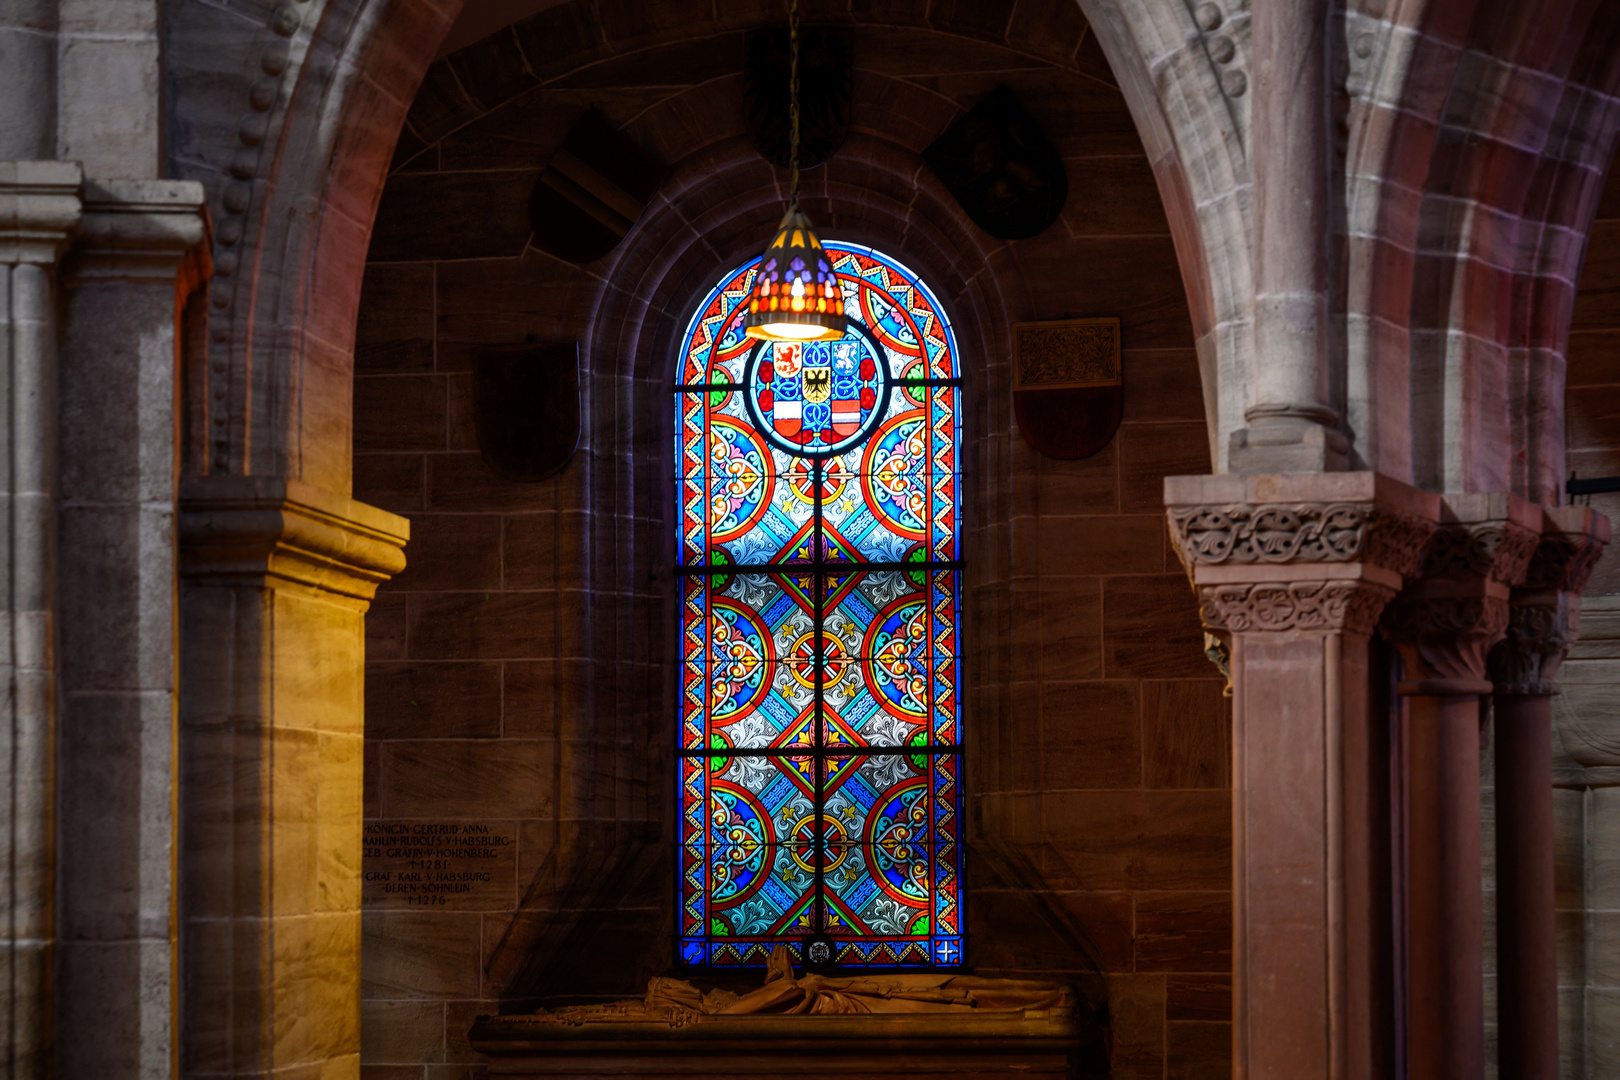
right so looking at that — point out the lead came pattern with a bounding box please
[675,245,963,969]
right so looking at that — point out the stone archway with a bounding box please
[150,0,1620,1077]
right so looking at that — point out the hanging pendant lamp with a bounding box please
[743,0,846,343]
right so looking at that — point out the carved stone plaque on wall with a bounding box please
[1012,317,1122,460]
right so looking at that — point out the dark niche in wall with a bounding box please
[924,84,1068,241]
[474,342,580,481]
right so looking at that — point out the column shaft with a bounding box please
[1403,693,1485,1080]
[1168,471,1440,1080]
[53,178,206,1080]
[1380,490,1542,1080]
[0,160,80,1080]
[1493,694,1557,1080]
[1487,507,1609,1080]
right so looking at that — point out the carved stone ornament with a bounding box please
[1168,502,1435,578]
[1418,521,1540,586]
[1379,595,1510,689]
[1011,318,1122,460]
[469,947,1092,1075]
[1521,529,1607,593]
[1488,598,1575,697]
[1199,580,1395,636]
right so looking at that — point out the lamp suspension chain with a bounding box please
[789,0,800,205]
[740,0,844,343]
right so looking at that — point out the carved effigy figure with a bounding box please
[520,946,1071,1024]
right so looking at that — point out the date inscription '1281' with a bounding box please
[362,821,517,909]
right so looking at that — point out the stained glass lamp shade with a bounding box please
[675,243,963,971]
[743,205,846,343]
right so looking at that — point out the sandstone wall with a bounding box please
[351,4,1229,1078]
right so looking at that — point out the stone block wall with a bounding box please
[351,4,1229,1078]
[1551,155,1620,1080]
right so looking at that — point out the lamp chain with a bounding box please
[789,0,800,205]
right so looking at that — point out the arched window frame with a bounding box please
[673,243,963,971]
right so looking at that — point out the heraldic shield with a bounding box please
[474,342,581,481]
[744,330,887,457]
[1012,318,1122,460]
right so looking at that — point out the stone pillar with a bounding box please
[1487,508,1607,1080]
[178,477,406,1080]
[1378,494,1542,1080]
[54,178,208,1080]
[1167,471,1438,1080]
[1229,0,1347,472]
[0,160,80,1080]
[0,4,57,160]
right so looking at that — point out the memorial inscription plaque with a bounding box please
[362,820,517,909]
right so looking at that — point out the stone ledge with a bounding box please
[179,475,409,602]
[0,160,84,264]
[69,178,210,281]
[469,1009,1089,1078]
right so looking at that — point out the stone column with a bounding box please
[1230,0,1347,472]
[178,477,406,1080]
[1167,471,1438,1080]
[0,160,80,1080]
[1378,494,1542,1080]
[54,178,208,1080]
[1487,507,1607,1080]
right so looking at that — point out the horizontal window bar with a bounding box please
[677,559,960,575]
[680,744,962,758]
[674,377,962,392]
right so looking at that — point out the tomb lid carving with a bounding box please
[470,946,1092,1073]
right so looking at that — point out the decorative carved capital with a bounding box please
[1379,595,1509,695]
[1168,502,1434,578]
[1418,519,1540,586]
[1521,511,1609,593]
[1487,508,1609,696]
[1199,579,1396,636]
[1488,596,1575,696]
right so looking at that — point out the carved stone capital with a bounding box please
[1380,594,1509,695]
[1168,502,1435,578]
[1417,519,1540,586]
[1488,595,1575,696]
[1486,505,1610,696]
[1199,579,1396,636]
[1521,506,1610,593]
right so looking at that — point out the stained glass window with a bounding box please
[675,243,963,971]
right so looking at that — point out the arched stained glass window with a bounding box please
[674,243,963,970]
